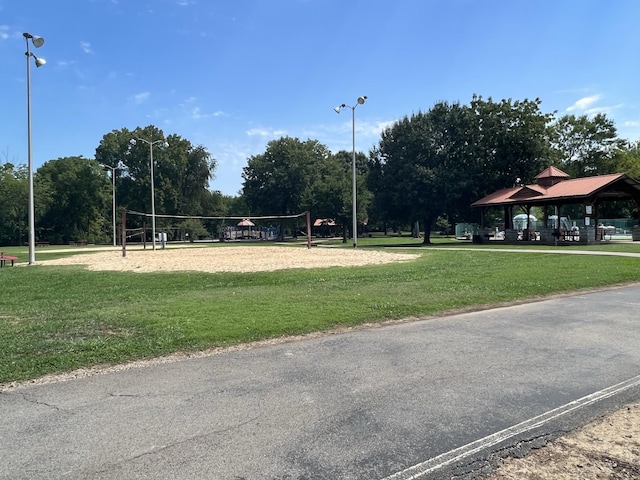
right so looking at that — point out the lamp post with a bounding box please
[23,32,46,265]
[99,163,125,247]
[334,95,367,248]
[129,137,168,250]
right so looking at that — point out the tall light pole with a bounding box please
[24,32,46,265]
[99,163,125,247]
[129,137,168,250]
[334,95,367,248]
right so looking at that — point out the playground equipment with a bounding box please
[513,214,537,231]
[548,215,571,231]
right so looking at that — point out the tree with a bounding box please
[550,113,624,177]
[462,96,554,213]
[95,125,217,233]
[612,140,640,180]
[369,97,555,242]
[370,103,465,243]
[35,156,110,244]
[0,163,28,245]
[242,136,330,216]
[603,140,640,219]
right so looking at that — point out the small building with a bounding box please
[471,167,640,244]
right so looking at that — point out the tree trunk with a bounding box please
[422,217,433,244]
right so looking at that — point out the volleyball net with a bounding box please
[120,210,312,254]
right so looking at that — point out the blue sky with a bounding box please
[2,0,639,196]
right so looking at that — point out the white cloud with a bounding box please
[80,41,93,54]
[131,92,150,104]
[566,95,601,112]
[191,107,210,119]
[373,120,395,134]
[246,128,287,137]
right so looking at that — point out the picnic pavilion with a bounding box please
[471,166,640,244]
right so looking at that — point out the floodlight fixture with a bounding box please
[23,33,45,48]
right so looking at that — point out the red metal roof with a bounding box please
[313,218,336,227]
[472,173,630,207]
[535,166,570,179]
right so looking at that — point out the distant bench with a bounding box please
[0,251,18,267]
[36,241,50,247]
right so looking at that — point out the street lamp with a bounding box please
[129,137,168,250]
[24,32,46,265]
[99,163,126,247]
[334,95,367,248]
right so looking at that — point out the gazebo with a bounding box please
[237,218,255,239]
[471,167,640,244]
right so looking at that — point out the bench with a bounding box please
[36,241,50,247]
[0,252,18,267]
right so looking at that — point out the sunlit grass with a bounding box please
[1,242,639,383]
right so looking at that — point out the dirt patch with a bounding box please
[36,245,419,273]
[486,403,640,479]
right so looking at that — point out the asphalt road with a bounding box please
[2,284,640,480]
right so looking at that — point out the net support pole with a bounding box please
[306,211,311,249]
[121,208,127,257]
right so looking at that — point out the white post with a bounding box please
[351,106,357,248]
[149,142,156,251]
[26,41,35,264]
[111,168,117,247]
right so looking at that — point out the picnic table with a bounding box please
[0,251,18,267]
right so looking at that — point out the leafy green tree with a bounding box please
[220,194,249,217]
[370,97,555,242]
[550,113,624,177]
[603,140,640,219]
[36,156,110,243]
[242,137,371,240]
[612,140,640,180]
[371,102,470,243]
[302,153,351,240]
[95,125,217,232]
[179,218,209,241]
[0,163,28,245]
[327,150,372,239]
[463,96,554,210]
[242,136,330,216]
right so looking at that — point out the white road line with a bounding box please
[380,374,640,480]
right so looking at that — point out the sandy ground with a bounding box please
[33,245,640,478]
[486,403,640,479]
[36,244,419,273]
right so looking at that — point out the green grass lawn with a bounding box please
[1,240,640,384]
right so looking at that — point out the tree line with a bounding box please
[1,96,639,246]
